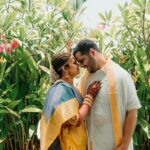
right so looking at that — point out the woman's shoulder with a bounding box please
[55,80,73,89]
[47,80,74,95]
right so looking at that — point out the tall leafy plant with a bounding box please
[0,0,86,149]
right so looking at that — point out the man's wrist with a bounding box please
[119,141,129,150]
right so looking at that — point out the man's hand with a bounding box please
[115,144,127,150]
[115,109,137,150]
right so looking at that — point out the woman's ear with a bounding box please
[61,66,68,76]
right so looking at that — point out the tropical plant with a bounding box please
[89,0,150,149]
[0,0,86,149]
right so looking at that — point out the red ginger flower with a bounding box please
[11,39,19,49]
[7,45,12,53]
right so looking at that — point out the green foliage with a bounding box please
[90,0,150,149]
[0,0,86,149]
[69,0,87,12]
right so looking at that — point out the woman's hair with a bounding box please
[51,52,70,78]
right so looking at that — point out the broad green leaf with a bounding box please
[0,137,6,144]
[29,125,35,138]
[133,0,143,8]
[4,106,20,118]
[0,1,4,6]
[20,106,41,113]
[26,29,39,41]
[7,100,21,109]
[23,50,39,75]
[138,118,150,139]
[4,61,18,77]
[0,58,7,83]
[39,65,50,74]
[3,12,17,30]
[0,109,9,114]
[118,3,124,13]
[98,13,106,22]
[133,132,142,145]
[108,11,112,20]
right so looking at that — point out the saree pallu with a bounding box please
[40,80,87,150]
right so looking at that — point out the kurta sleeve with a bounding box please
[125,73,141,110]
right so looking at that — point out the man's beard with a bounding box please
[89,68,97,73]
[88,57,97,73]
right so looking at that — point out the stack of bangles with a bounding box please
[83,94,93,107]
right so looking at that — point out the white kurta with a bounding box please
[81,60,141,150]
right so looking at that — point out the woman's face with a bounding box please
[67,56,80,77]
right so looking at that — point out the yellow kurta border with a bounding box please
[107,60,122,146]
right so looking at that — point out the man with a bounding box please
[73,39,141,150]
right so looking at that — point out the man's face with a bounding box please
[74,51,97,73]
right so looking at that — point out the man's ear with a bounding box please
[89,48,96,57]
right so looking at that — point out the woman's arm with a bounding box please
[65,81,101,127]
[77,81,101,125]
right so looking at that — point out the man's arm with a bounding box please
[115,109,137,150]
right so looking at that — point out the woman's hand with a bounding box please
[86,81,101,99]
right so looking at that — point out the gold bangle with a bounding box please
[85,94,93,101]
[84,98,93,105]
[83,102,91,107]
[83,101,92,107]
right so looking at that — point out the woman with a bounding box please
[40,52,101,150]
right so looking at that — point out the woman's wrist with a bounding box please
[85,94,93,101]
[83,94,94,107]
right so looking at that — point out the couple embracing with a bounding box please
[39,39,141,150]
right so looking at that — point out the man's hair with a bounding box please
[73,39,99,56]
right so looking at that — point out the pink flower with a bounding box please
[7,45,12,53]
[11,39,19,49]
[0,44,5,53]
[97,23,106,31]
